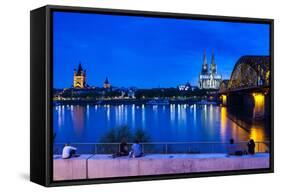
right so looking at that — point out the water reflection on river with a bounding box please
[53,104,268,143]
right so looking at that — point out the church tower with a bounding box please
[73,62,86,88]
[103,77,111,89]
[201,50,209,75]
[210,51,217,74]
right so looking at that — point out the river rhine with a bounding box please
[53,104,268,144]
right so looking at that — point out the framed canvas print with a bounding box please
[30,5,274,187]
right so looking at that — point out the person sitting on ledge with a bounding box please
[129,140,143,158]
[112,138,129,158]
[62,144,77,159]
[226,138,236,156]
[247,139,256,155]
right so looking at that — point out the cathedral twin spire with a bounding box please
[201,50,208,75]
[201,50,217,75]
[198,50,222,89]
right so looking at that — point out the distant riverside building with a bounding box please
[178,82,191,91]
[73,63,87,88]
[198,51,222,89]
[178,83,197,91]
[103,77,111,89]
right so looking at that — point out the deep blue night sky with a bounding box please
[53,11,269,89]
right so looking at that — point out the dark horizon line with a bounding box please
[53,84,202,90]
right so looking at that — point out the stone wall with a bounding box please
[53,153,270,181]
[53,155,92,181]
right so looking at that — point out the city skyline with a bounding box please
[53,11,270,89]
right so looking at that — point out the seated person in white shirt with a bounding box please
[62,144,77,159]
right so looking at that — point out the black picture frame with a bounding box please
[30,5,274,187]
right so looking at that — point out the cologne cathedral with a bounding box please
[198,51,222,89]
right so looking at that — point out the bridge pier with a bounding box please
[226,93,254,119]
[252,93,265,119]
[221,94,227,106]
[222,91,269,121]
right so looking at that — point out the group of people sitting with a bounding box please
[112,139,143,158]
[227,138,256,156]
[61,138,143,159]
[61,138,256,159]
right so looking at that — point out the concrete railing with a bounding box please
[53,153,270,181]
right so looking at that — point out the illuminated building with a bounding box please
[178,82,191,91]
[198,51,222,89]
[103,77,111,89]
[73,63,86,88]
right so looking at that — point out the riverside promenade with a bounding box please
[53,153,270,181]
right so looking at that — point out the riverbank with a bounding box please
[53,153,270,180]
[53,98,219,105]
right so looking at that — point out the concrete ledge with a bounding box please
[87,153,270,178]
[53,154,92,181]
[53,153,270,180]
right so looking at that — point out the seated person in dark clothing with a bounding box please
[119,139,129,155]
[226,138,237,156]
[247,139,255,155]
[112,138,129,158]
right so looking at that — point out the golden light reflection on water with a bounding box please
[220,107,227,140]
[249,123,268,152]
[249,125,266,141]
[71,105,86,135]
[253,93,265,118]
[222,94,227,106]
[220,106,267,143]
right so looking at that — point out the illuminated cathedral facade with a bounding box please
[198,51,222,89]
[73,63,87,88]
